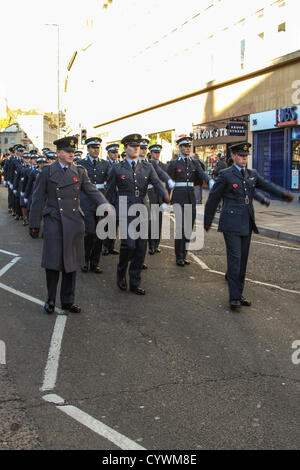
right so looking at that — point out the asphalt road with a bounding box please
[0,186,299,450]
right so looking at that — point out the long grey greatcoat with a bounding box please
[29,161,108,273]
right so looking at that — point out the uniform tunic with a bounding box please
[29,161,107,273]
[204,165,286,300]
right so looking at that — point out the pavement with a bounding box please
[202,188,300,244]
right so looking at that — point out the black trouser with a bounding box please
[45,269,76,305]
[84,233,102,267]
[223,232,252,301]
[174,204,196,262]
[103,218,119,252]
[13,192,22,216]
[8,187,13,210]
[148,210,163,251]
[117,238,147,288]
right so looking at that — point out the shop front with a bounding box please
[250,106,300,194]
[192,118,249,178]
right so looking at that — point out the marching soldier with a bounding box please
[24,156,46,212]
[204,142,294,310]
[167,135,210,266]
[13,151,31,225]
[4,147,16,213]
[79,137,110,273]
[105,133,170,295]
[102,143,120,256]
[148,143,174,255]
[11,145,26,220]
[29,136,112,314]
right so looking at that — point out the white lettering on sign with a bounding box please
[193,128,228,140]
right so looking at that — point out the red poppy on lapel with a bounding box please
[121,175,126,180]
[233,184,238,188]
[177,169,182,173]
[73,177,79,182]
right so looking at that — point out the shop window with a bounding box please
[291,140,300,190]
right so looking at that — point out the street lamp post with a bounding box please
[45,23,60,138]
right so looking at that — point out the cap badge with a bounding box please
[70,139,75,147]
[243,145,248,151]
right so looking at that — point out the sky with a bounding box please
[0,0,87,112]
[0,0,298,132]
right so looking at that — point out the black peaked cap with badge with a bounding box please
[149,144,162,152]
[176,136,193,146]
[106,143,120,152]
[121,134,142,146]
[53,136,78,152]
[140,137,150,149]
[85,137,102,147]
[229,142,251,155]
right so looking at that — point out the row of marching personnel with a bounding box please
[1,134,294,313]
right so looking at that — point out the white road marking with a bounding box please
[42,394,146,450]
[0,280,65,391]
[0,281,65,313]
[0,257,21,277]
[0,248,20,257]
[40,315,68,392]
[0,340,6,365]
[159,244,300,295]
[252,240,300,251]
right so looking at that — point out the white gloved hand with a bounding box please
[24,198,28,204]
[13,189,17,194]
[168,179,175,189]
[9,183,13,190]
[161,203,170,211]
[20,192,24,197]
[209,179,215,190]
[3,180,6,185]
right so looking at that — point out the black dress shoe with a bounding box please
[155,248,161,253]
[240,296,252,306]
[102,248,109,256]
[14,215,20,220]
[230,300,241,310]
[130,286,146,295]
[149,248,155,255]
[90,265,103,274]
[176,260,185,267]
[61,304,81,313]
[44,300,55,314]
[109,249,119,255]
[225,273,228,281]
[81,264,89,273]
[117,275,127,291]
[142,264,148,270]
[184,259,190,265]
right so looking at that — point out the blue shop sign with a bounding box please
[250,106,300,131]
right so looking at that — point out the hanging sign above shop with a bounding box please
[227,123,247,136]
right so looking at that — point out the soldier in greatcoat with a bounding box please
[29,136,111,314]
